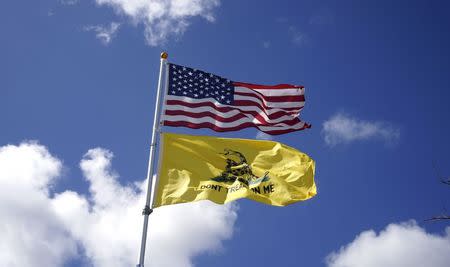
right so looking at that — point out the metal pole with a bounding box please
[149,55,170,209]
[137,52,168,267]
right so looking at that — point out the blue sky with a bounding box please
[1,1,450,267]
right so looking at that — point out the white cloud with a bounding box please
[326,221,450,267]
[322,112,400,146]
[0,142,78,267]
[289,26,308,46]
[0,142,237,267]
[94,0,220,46]
[256,132,273,141]
[60,0,79,5]
[84,22,121,45]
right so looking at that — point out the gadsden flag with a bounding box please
[153,133,316,207]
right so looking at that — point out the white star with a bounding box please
[199,73,203,77]
[204,78,209,82]
[188,72,193,76]
[221,83,225,87]
[200,90,204,94]
[183,86,187,89]
[220,95,225,99]
[226,100,231,104]
[209,74,213,77]
[171,91,176,94]
[194,94,198,97]
[183,91,187,95]
[182,67,187,71]
[205,93,209,97]
[215,78,220,82]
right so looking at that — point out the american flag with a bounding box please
[162,63,310,135]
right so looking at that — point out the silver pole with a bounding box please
[149,56,169,209]
[137,52,168,267]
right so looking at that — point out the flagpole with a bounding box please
[137,52,168,267]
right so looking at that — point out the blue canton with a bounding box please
[168,63,234,105]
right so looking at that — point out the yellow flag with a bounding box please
[153,133,316,208]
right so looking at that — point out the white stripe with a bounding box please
[166,95,224,106]
[165,95,302,116]
[165,104,241,118]
[235,86,305,97]
[164,104,299,124]
[163,114,257,128]
[163,114,305,130]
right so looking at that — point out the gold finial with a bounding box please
[161,52,168,59]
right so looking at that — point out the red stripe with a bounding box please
[165,110,247,123]
[164,110,303,126]
[166,99,300,118]
[167,99,235,112]
[233,82,304,89]
[235,91,305,102]
[234,100,301,112]
[263,123,311,135]
[163,121,311,135]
